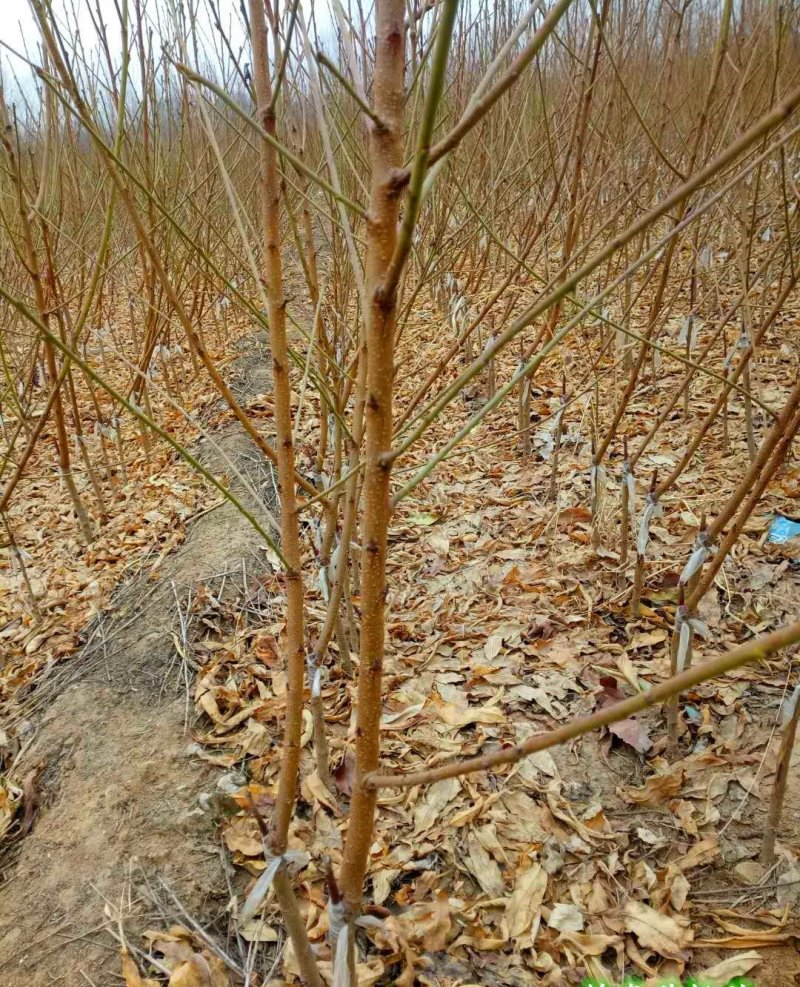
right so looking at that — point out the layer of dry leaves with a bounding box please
[4,262,800,985]
[127,269,800,984]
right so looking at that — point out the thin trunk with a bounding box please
[340,0,406,917]
[249,3,322,983]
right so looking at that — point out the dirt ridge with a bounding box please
[0,336,276,987]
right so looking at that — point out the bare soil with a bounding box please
[0,337,276,987]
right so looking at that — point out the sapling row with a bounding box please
[4,2,800,983]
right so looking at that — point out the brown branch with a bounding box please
[394,0,575,189]
[367,621,800,789]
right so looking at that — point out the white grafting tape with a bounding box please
[636,494,661,557]
[782,683,800,727]
[239,849,309,926]
[679,534,710,585]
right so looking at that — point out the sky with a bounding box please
[4,0,133,66]
[0,0,335,99]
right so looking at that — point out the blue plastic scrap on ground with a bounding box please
[766,515,800,544]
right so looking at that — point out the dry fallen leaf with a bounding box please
[623,900,691,959]
[143,929,196,972]
[674,835,718,871]
[608,716,652,752]
[0,776,23,842]
[465,830,504,896]
[170,960,210,987]
[121,949,159,987]
[662,864,690,911]
[421,893,452,952]
[622,768,684,805]
[503,860,547,938]
[222,815,263,857]
[237,918,279,943]
[170,953,231,987]
[547,902,584,932]
[333,752,356,796]
[301,769,339,812]
[412,777,461,834]
[557,930,620,958]
[435,702,506,727]
[696,949,762,981]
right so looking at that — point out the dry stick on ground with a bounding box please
[247,3,323,984]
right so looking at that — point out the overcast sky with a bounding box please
[4,0,138,61]
[1,0,335,98]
